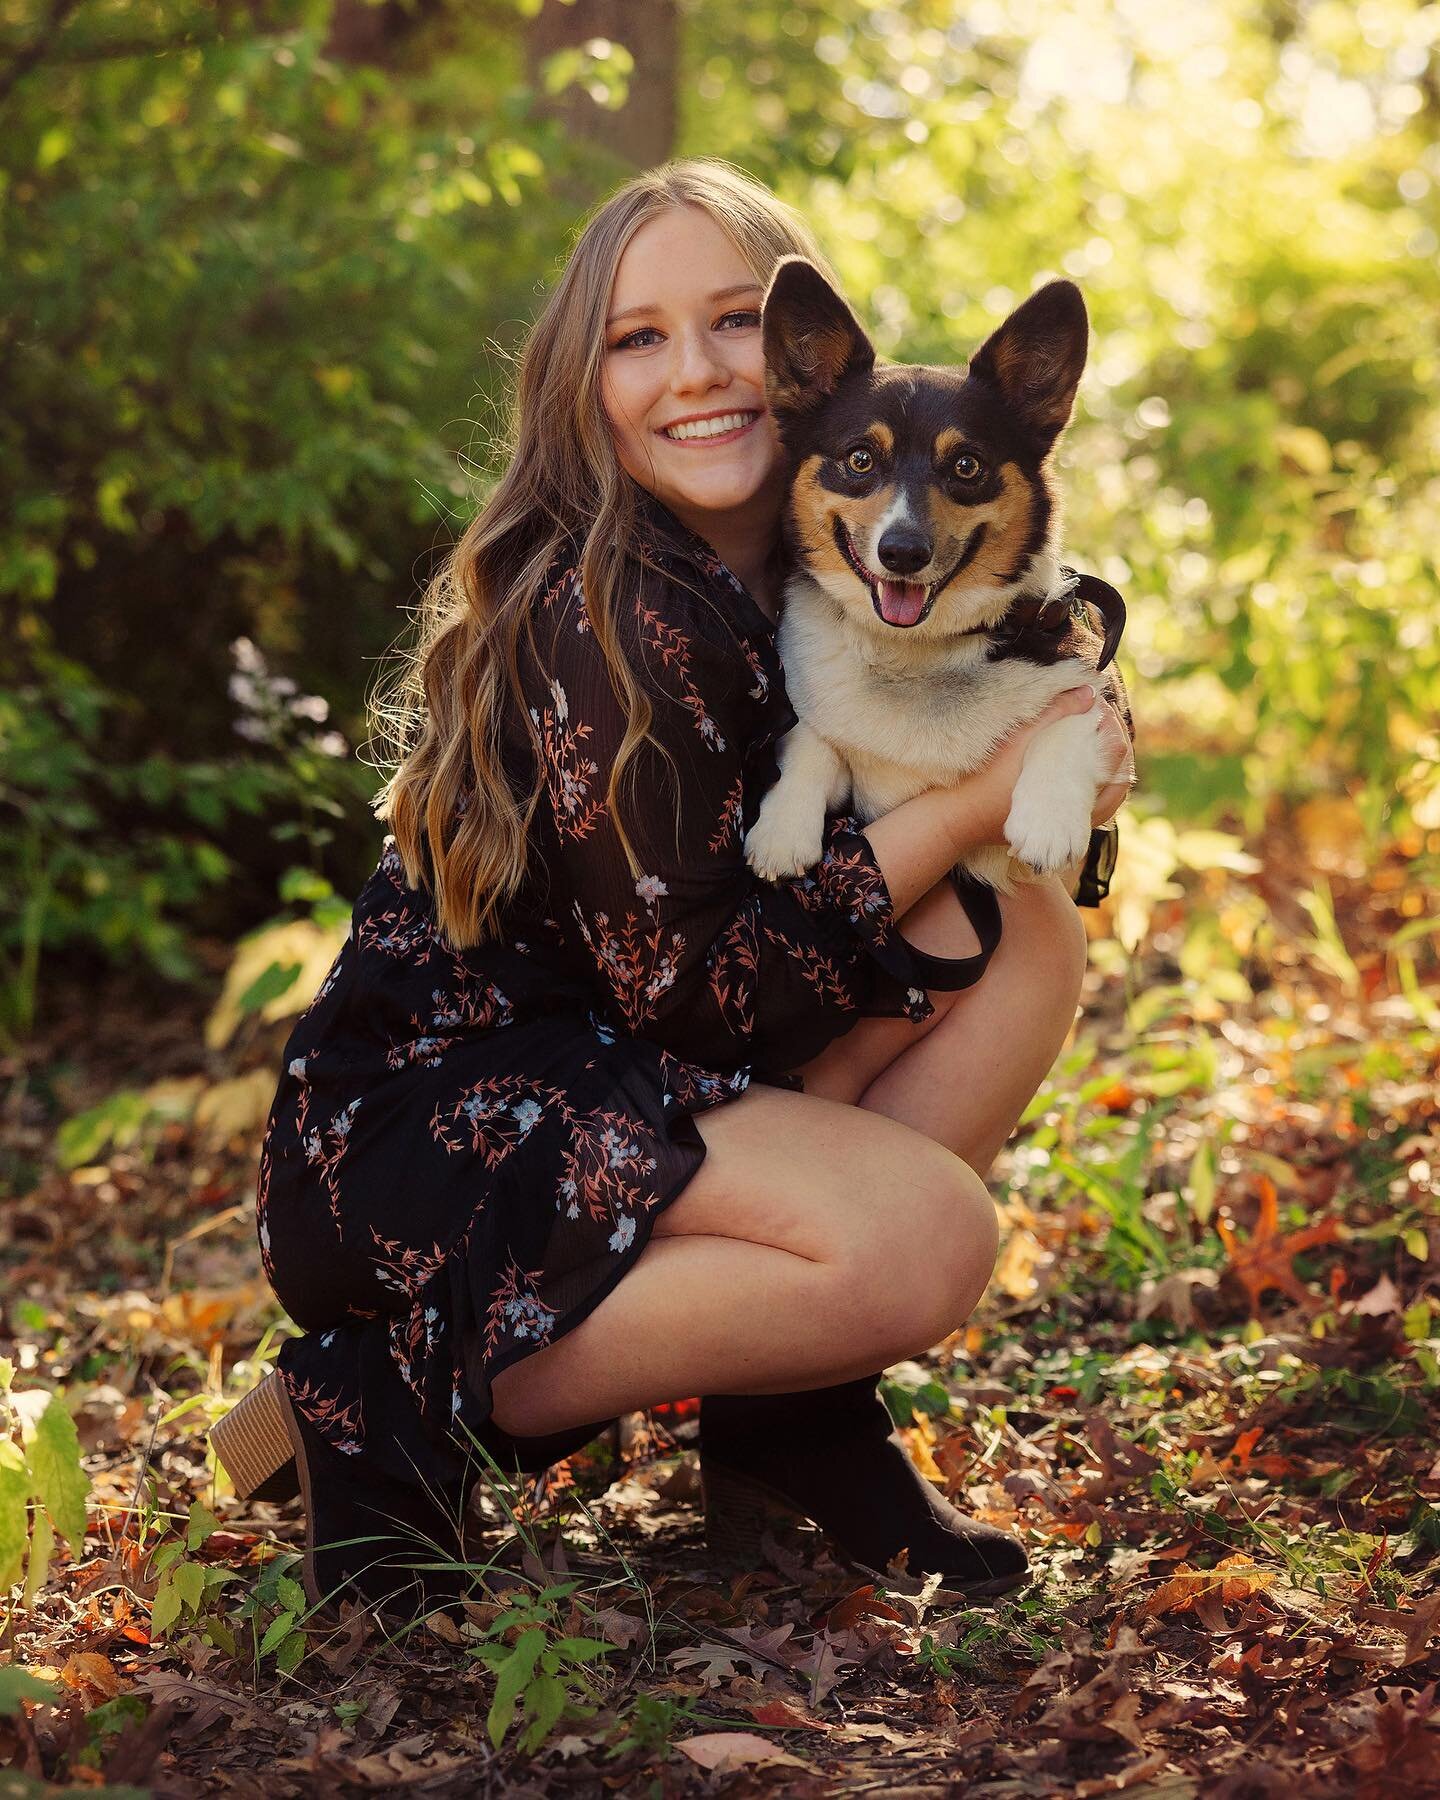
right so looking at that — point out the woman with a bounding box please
[214,158,1133,1621]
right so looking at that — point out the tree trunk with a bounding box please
[323,0,448,65]
[524,0,678,169]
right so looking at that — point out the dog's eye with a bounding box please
[953,452,983,481]
[845,446,875,476]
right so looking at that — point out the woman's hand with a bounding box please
[1091,699,1134,829]
[937,686,1132,855]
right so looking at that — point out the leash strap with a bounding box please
[1073,820,1119,907]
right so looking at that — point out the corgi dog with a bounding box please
[743,257,1135,898]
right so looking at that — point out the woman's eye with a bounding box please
[613,325,662,351]
[953,452,983,480]
[846,446,875,476]
[718,309,761,329]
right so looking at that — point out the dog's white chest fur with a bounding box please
[743,569,1116,893]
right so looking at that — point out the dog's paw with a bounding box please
[1003,792,1093,874]
[744,798,825,882]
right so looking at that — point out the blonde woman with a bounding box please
[214,158,1132,1619]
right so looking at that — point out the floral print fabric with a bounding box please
[256,491,1002,1489]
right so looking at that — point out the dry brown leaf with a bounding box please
[1140,1555,1278,1619]
[60,1653,120,1699]
[675,1731,810,1772]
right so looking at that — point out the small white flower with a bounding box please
[288,1057,308,1080]
[608,1215,636,1254]
[550,678,568,721]
[635,873,668,906]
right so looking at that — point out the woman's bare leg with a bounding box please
[859,874,1088,1174]
[487,1087,998,1439]
[792,872,1089,1176]
[488,873,1087,1441]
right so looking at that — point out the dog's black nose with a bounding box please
[876,529,932,575]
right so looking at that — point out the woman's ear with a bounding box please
[762,256,875,419]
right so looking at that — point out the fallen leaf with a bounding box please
[675,1731,810,1772]
[1140,1555,1278,1620]
[1216,1175,1344,1315]
[826,1584,906,1633]
[60,1653,120,1699]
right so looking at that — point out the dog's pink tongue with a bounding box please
[877,579,928,626]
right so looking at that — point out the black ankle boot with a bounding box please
[282,1388,480,1627]
[699,1376,1029,1597]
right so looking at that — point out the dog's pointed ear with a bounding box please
[762,256,875,418]
[967,279,1089,452]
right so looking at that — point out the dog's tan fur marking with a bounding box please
[842,486,900,556]
[791,458,920,590]
[868,423,894,455]
[935,428,970,464]
[978,462,1035,581]
[790,457,851,578]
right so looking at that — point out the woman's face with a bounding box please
[601,206,783,524]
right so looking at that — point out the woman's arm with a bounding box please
[864,686,1119,917]
[516,566,994,1076]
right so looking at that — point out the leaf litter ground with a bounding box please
[1,830,1437,1797]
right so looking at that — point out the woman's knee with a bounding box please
[1002,873,1089,995]
[843,1151,999,1350]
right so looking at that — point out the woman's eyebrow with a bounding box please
[605,281,763,328]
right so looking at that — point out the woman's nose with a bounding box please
[669,326,729,394]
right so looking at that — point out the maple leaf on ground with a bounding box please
[1216,1175,1345,1315]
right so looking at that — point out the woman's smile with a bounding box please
[657,407,765,446]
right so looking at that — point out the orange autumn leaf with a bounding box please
[1216,1176,1344,1315]
[60,1652,121,1699]
[827,1584,906,1632]
[1140,1554,1277,1619]
[1211,1640,1269,1678]
[901,1411,946,1483]
[1225,1427,1264,1466]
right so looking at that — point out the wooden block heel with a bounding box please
[701,1459,801,1569]
[210,1372,301,1504]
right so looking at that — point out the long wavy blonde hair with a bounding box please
[369,158,837,952]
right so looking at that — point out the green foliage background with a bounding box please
[2,0,1437,1042]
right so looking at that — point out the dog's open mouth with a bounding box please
[834,519,986,629]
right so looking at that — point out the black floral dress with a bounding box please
[254,492,1005,1494]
